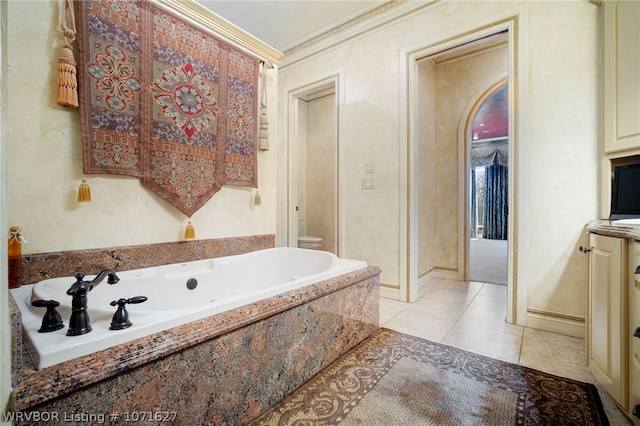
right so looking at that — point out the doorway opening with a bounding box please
[402,20,523,324]
[286,77,340,255]
[468,82,509,286]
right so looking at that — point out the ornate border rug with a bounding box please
[76,0,259,216]
[250,328,609,425]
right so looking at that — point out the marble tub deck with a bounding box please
[12,265,381,424]
[9,234,277,391]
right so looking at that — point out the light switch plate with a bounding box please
[364,162,375,174]
[361,178,375,190]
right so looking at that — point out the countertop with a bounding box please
[586,219,640,241]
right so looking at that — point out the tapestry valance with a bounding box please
[76,0,259,217]
[470,138,508,168]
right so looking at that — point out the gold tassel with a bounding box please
[57,0,79,108]
[57,45,79,108]
[254,190,262,206]
[77,178,91,202]
[184,220,196,240]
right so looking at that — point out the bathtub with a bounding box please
[11,247,367,369]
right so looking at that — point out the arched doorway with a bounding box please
[468,82,509,285]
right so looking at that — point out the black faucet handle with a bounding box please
[109,296,147,307]
[31,299,65,333]
[109,296,147,330]
[67,273,93,296]
[31,299,60,308]
[107,272,120,284]
[128,296,147,304]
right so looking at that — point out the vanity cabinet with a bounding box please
[587,232,640,424]
[603,0,640,154]
[630,240,640,423]
[588,233,628,407]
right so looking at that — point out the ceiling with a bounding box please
[472,83,508,141]
[195,1,383,52]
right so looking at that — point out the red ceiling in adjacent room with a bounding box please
[472,84,508,141]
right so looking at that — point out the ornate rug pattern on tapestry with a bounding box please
[76,0,259,217]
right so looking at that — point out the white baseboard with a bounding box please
[380,284,400,300]
[526,311,585,339]
[418,269,458,289]
[380,269,459,302]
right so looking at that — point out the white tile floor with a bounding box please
[379,277,632,425]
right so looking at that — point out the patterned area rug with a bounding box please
[250,328,609,425]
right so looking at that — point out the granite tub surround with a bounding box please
[587,219,640,240]
[10,234,272,398]
[9,294,22,388]
[17,234,275,287]
[12,265,380,425]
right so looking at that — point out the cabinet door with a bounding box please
[629,240,640,424]
[603,0,640,154]
[588,233,628,408]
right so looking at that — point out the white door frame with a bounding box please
[400,17,527,325]
[285,73,343,256]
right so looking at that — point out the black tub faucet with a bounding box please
[66,269,120,336]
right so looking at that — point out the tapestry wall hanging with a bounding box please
[76,0,260,217]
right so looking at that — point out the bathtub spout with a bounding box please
[91,269,120,287]
[66,270,120,336]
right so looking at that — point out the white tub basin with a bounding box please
[11,248,367,369]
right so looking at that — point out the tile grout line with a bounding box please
[515,330,525,365]
[439,283,485,343]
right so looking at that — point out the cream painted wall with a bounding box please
[417,45,508,279]
[294,94,337,253]
[525,2,599,318]
[431,46,509,273]
[418,59,436,278]
[306,94,337,254]
[278,0,599,321]
[296,100,308,237]
[6,1,278,256]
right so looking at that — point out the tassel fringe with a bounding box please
[77,178,91,202]
[57,0,79,108]
[57,48,79,108]
[184,220,196,240]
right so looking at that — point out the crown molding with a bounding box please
[157,0,282,65]
[279,0,441,68]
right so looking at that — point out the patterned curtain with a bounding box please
[483,163,508,240]
[470,167,477,238]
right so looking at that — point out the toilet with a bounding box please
[297,236,323,250]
